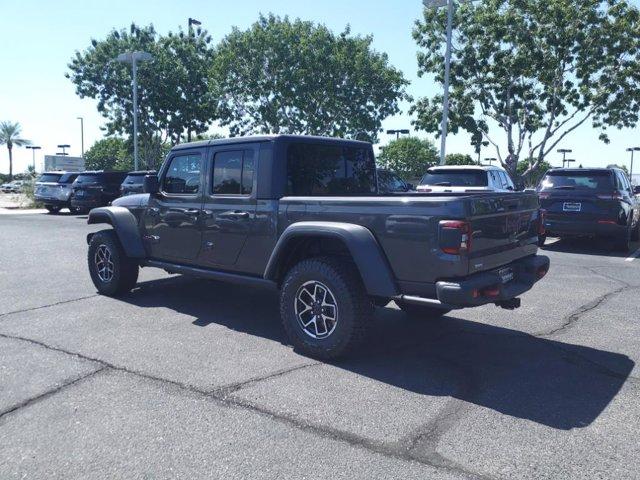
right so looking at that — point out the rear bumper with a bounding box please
[397,255,550,309]
[545,218,626,237]
[34,196,70,207]
[71,197,107,208]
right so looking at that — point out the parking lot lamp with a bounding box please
[57,144,70,156]
[386,129,411,140]
[626,147,640,182]
[77,117,84,158]
[484,157,497,165]
[26,146,41,171]
[557,148,572,168]
[565,158,576,168]
[116,51,154,171]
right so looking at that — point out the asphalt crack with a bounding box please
[0,294,98,321]
[0,332,488,480]
[0,366,107,420]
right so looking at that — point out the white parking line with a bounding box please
[0,208,48,215]
[625,248,640,262]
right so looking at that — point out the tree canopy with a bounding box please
[84,138,131,171]
[67,23,217,153]
[445,153,475,166]
[412,0,640,179]
[211,14,409,142]
[377,137,438,179]
[0,121,31,180]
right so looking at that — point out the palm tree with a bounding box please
[0,121,31,181]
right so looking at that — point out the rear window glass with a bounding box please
[123,174,146,185]
[75,174,105,185]
[420,169,488,187]
[59,173,78,184]
[38,173,63,183]
[286,143,376,196]
[539,171,614,191]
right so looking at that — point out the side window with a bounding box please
[163,153,201,194]
[499,171,514,189]
[489,171,500,188]
[212,150,254,195]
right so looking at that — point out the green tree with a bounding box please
[212,14,409,142]
[0,121,31,180]
[84,138,131,170]
[412,0,640,180]
[445,153,475,166]
[377,137,438,180]
[517,159,552,187]
[67,23,217,158]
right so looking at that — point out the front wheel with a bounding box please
[615,228,631,252]
[280,257,373,360]
[396,301,451,320]
[88,230,139,296]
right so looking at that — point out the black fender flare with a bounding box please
[264,222,398,297]
[86,207,146,258]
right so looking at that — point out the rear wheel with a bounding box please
[280,257,373,359]
[631,221,640,242]
[88,230,139,296]
[615,228,632,252]
[396,301,451,320]
[538,234,547,247]
[45,205,60,214]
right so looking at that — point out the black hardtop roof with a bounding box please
[171,134,372,152]
[77,170,128,174]
[547,167,618,173]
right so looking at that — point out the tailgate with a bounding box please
[465,193,540,275]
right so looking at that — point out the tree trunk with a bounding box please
[7,145,13,181]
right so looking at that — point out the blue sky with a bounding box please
[1,0,640,175]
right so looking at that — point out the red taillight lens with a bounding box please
[538,209,546,236]
[597,191,624,201]
[439,220,472,255]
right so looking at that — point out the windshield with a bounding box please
[539,171,613,191]
[37,173,63,183]
[420,169,488,187]
[59,173,78,184]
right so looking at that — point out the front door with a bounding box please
[200,145,257,268]
[144,149,204,262]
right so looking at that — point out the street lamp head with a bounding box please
[116,51,153,63]
[188,17,201,27]
[57,144,70,148]
[557,148,572,153]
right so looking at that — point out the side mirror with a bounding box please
[634,186,640,195]
[143,174,159,194]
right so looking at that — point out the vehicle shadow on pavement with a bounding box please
[124,275,634,431]
[542,237,638,258]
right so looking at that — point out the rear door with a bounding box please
[143,149,204,262]
[199,144,258,268]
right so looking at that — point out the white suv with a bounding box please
[417,165,516,193]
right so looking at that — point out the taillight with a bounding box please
[538,209,546,235]
[439,220,472,255]
[597,191,624,200]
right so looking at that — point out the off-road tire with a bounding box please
[280,256,373,360]
[88,229,139,296]
[615,228,632,252]
[396,301,451,320]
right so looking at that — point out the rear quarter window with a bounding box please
[286,143,376,196]
[37,174,63,183]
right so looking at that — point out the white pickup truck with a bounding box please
[417,165,516,193]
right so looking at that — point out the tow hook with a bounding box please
[496,298,521,310]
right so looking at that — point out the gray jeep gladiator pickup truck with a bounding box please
[86,135,550,359]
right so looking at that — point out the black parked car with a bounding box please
[538,167,640,250]
[377,168,413,193]
[71,171,128,212]
[34,171,80,214]
[120,171,156,196]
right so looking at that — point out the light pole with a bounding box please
[386,129,410,140]
[557,148,572,168]
[626,147,640,182]
[77,117,84,158]
[57,144,70,156]
[116,51,154,170]
[484,157,497,166]
[26,146,41,171]
[423,0,456,165]
[564,158,576,168]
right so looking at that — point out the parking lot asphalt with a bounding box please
[1,211,639,479]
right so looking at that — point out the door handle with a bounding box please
[185,208,201,215]
[220,211,250,219]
